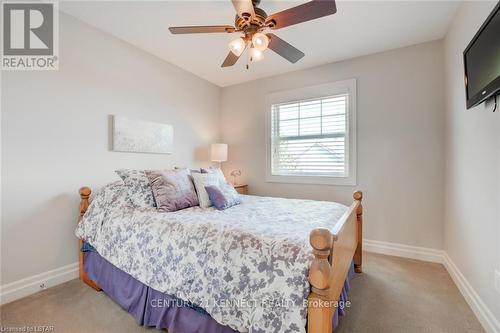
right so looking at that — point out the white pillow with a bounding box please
[191,171,226,208]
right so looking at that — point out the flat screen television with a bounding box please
[463,2,500,109]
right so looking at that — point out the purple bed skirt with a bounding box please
[84,250,354,332]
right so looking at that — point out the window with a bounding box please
[266,80,356,185]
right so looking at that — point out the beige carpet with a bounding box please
[0,253,484,333]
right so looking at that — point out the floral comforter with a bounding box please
[75,182,347,333]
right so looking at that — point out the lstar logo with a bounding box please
[1,1,59,70]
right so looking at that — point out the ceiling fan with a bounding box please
[169,0,337,68]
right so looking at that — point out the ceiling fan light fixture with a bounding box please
[252,32,269,51]
[228,37,246,56]
[171,0,336,67]
[249,47,264,62]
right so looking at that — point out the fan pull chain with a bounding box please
[246,42,251,70]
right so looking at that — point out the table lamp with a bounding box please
[211,143,228,168]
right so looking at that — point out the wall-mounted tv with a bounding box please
[463,2,500,109]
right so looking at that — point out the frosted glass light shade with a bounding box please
[228,38,245,56]
[249,48,263,62]
[211,143,228,162]
[252,33,269,51]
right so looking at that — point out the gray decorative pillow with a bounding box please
[115,169,155,208]
[205,184,241,210]
[146,169,199,212]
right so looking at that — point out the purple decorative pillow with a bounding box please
[146,169,199,212]
[205,184,241,210]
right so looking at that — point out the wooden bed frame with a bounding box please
[77,187,363,333]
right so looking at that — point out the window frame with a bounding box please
[265,79,357,186]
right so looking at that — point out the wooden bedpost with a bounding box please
[307,192,364,332]
[79,187,91,218]
[308,228,334,333]
[78,187,102,291]
[353,191,363,273]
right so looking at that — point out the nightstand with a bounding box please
[233,184,248,195]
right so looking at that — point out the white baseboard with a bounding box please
[364,238,499,333]
[442,253,500,333]
[363,238,445,263]
[0,262,78,305]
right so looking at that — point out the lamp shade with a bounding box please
[211,143,228,162]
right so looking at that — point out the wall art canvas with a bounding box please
[112,115,173,154]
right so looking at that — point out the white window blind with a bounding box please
[271,94,348,177]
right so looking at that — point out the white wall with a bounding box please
[0,14,221,285]
[220,41,445,250]
[443,0,500,326]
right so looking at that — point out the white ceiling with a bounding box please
[61,1,460,87]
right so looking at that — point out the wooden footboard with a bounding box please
[308,191,363,333]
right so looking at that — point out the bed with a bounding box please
[76,182,363,333]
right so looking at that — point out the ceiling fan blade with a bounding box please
[231,0,255,19]
[169,25,235,34]
[267,33,305,63]
[221,52,241,67]
[266,0,337,30]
